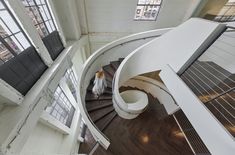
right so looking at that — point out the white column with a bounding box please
[47,0,67,46]
[7,0,53,67]
[0,79,23,105]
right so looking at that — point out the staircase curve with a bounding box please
[77,28,171,149]
[113,18,235,155]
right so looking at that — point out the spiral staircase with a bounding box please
[77,18,235,155]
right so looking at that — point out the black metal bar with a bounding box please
[2,31,21,39]
[34,18,51,26]
[204,87,235,104]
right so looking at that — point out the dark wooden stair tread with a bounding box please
[89,106,114,123]
[103,65,116,76]
[85,92,112,101]
[87,83,112,95]
[86,101,113,112]
[119,58,124,62]
[95,111,117,132]
[110,61,121,70]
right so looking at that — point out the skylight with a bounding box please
[134,0,162,21]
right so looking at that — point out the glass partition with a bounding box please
[180,28,235,137]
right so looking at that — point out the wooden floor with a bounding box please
[80,94,193,155]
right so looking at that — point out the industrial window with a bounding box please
[0,0,31,64]
[21,0,56,38]
[134,0,162,21]
[46,86,75,127]
[64,68,78,101]
[214,0,235,22]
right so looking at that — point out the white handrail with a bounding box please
[113,18,226,122]
[78,28,171,149]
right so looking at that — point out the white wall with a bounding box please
[51,0,81,41]
[20,122,64,155]
[77,0,203,52]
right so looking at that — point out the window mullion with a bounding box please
[0,35,17,56]
[32,0,50,34]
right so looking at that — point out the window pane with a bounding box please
[138,0,162,5]
[0,11,20,33]
[22,0,56,38]
[45,21,52,33]
[15,32,30,49]
[0,2,4,10]
[10,36,23,52]
[47,86,75,127]
[39,5,48,20]
[0,0,31,62]
[36,0,45,5]
[4,37,21,54]
[0,42,14,63]
[134,5,160,20]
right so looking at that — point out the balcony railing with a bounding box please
[180,27,235,138]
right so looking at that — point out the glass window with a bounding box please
[46,86,75,127]
[134,0,162,21]
[0,0,31,64]
[64,68,78,101]
[21,0,56,38]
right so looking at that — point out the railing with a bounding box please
[180,27,235,138]
[119,76,179,115]
[78,28,171,149]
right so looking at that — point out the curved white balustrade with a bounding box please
[114,90,148,119]
[78,28,171,149]
[123,76,179,115]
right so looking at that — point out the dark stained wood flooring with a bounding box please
[80,94,193,155]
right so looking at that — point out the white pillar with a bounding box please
[47,0,67,46]
[0,79,23,105]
